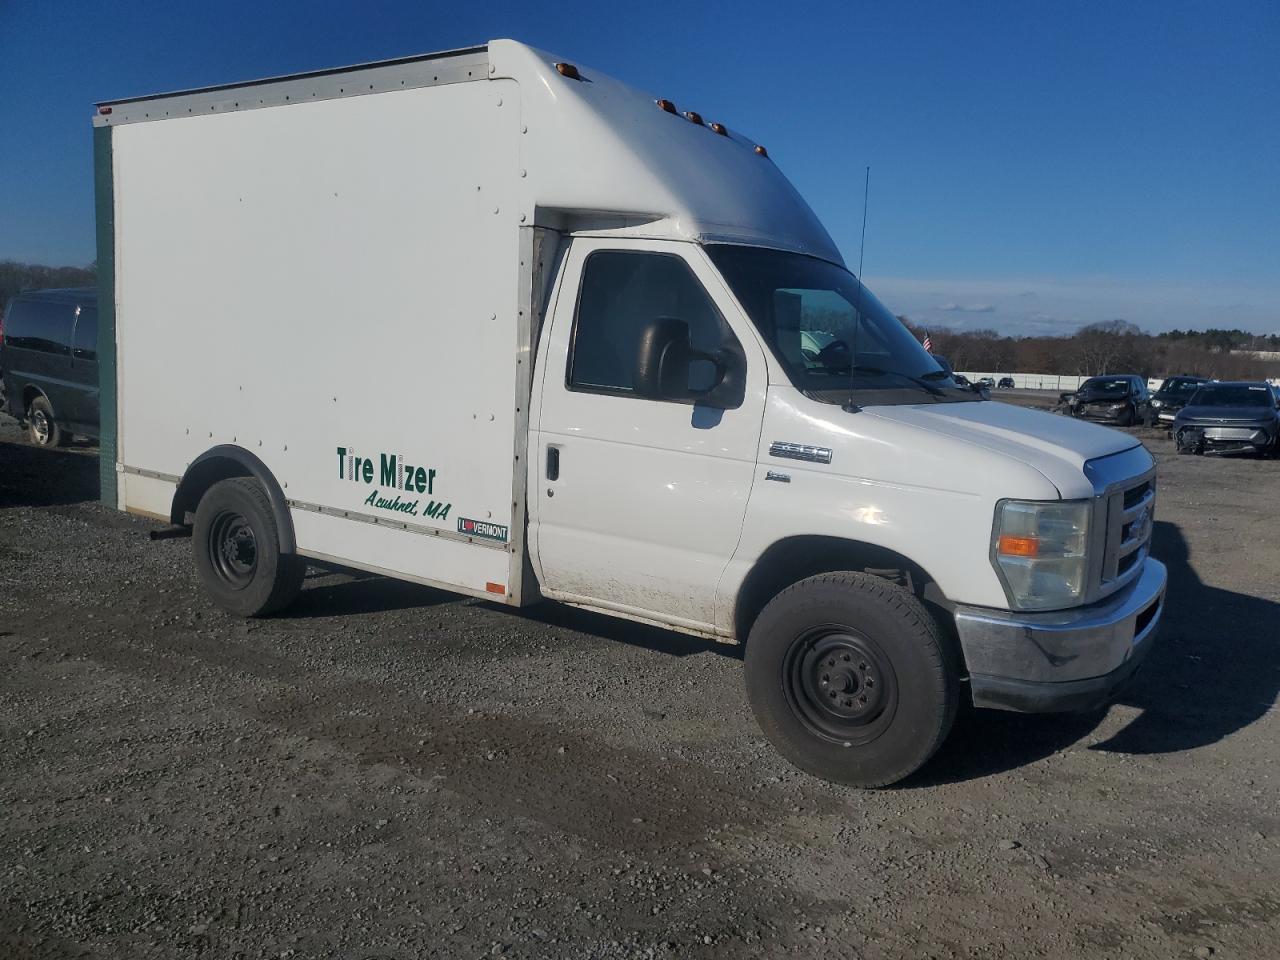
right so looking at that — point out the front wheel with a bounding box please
[192,477,305,617]
[744,572,958,788]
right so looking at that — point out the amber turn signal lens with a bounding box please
[555,62,582,80]
[710,122,728,136]
[997,535,1041,558]
[683,110,704,125]
[754,144,769,157]
[655,98,678,114]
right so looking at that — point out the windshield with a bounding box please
[1157,378,1204,398]
[1188,384,1272,408]
[1080,377,1130,396]
[706,245,977,405]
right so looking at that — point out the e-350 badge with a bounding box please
[458,517,509,543]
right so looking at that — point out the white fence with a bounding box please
[961,372,1280,392]
[957,372,1095,391]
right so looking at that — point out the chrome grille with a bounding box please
[1082,447,1158,605]
[1101,476,1154,587]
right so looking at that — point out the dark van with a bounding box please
[0,288,99,446]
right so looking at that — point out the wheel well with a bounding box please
[22,385,45,412]
[171,446,296,553]
[734,536,944,641]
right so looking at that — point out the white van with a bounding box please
[93,40,1165,786]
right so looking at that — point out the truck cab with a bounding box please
[94,39,1165,787]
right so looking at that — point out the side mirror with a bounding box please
[633,316,747,410]
[634,317,694,401]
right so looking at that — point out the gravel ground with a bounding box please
[2,409,1278,959]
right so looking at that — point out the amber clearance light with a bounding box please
[710,122,728,136]
[655,98,678,114]
[997,535,1040,558]
[754,144,769,157]
[555,62,583,80]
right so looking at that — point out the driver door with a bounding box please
[530,238,767,632]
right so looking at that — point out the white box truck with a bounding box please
[92,40,1166,786]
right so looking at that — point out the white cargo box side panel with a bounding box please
[112,78,523,597]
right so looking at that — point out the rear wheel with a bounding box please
[27,395,64,447]
[744,572,958,788]
[193,477,304,617]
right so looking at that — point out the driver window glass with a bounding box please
[569,251,736,395]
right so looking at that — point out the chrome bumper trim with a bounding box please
[954,558,1166,709]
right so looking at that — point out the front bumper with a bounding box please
[1073,404,1131,423]
[1174,423,1275,454]
[952,558,1167,713]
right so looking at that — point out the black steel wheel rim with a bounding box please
[208,509,257,589]
[782,625,898,746]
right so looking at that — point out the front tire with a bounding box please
[192,477,305,617]
[744,572,958,788]
[27,395,64,447]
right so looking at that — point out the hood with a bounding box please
[1176,404,1275,424]
[866,400,1140,499]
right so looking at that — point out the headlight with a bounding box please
[1150,399,1163,408]
[991,500,1091,610]
[1109,402,1127,411]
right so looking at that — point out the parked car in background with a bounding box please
[928,356,988,397]
[997,376,1015,389]
[1067,375,1148,426]
[1147,375,1208,427]
[977,376,995,389]
[1172,382,1280,456]
[0,288,100,446]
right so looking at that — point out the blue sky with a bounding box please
[1,0,1277,335]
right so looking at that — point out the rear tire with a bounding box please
[27,395,63,447]
[192,477,304,617]
[744,572,958,788]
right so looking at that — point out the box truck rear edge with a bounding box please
[94,39,1166,787]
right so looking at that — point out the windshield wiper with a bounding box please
[846,365,948,399]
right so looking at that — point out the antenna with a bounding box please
[843,165,871,413]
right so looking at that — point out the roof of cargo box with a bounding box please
[94,40,842,265]
[490,41,842,263]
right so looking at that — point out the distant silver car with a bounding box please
[1172,382,1280,456]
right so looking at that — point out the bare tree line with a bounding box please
[0,260,97,317]
[905,318,1280,381]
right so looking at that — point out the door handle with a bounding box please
[546,445,560,481]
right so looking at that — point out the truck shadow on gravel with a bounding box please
[0,440,99,508]
[914,519,1280,785]
[510,602,742,659]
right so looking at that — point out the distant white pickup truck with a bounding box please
[92,40,1165,786]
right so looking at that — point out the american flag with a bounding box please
[922,330,933,352]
